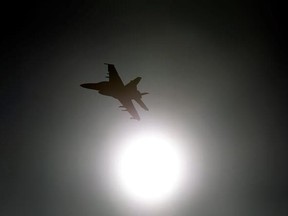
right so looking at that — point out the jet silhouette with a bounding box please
[81,63,148,120]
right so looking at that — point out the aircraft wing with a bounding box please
[134,98,149,111]
[104,63,124,87]
[118,98,140,120]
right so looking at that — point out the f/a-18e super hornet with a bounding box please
[80,63,149,120]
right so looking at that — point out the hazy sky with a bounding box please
[1,1,287,216]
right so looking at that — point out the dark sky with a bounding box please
[1,1,287,215]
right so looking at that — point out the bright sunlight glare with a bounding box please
[114,132,187,206]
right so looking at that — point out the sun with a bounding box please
[113,132,186,206]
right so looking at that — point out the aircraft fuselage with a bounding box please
[80,63,148,120]
[80,81,142,100]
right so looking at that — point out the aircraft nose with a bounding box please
[80,84,87,88]
[80,83,94,89]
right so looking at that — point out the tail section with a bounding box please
[125,77,142,89]
[125,76,149,111]
[125,77,149,97]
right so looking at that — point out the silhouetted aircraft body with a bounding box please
[81,63,148,120]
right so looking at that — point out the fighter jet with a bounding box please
[80,63,148,120]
